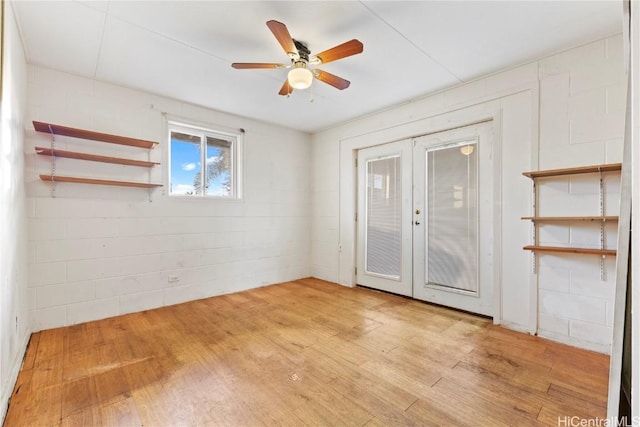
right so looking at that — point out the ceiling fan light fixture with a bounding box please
[288,67,313,90]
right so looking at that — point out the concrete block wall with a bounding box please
[535,35,625,352]
[25,65,311,331]
[311,34,625,353]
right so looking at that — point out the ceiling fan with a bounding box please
[231,20,363,96]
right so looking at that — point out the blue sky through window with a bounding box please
[170,131,232,196]
[170,137,199,195]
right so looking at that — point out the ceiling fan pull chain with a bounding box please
[309,83,314,103]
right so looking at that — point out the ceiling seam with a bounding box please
[92,1,110,78]
[103,12,232,65]
[358,1,465,84]
[10,3,31,64]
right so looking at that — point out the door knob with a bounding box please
[415,220,420,225]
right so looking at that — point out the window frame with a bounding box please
[166,119,243,199]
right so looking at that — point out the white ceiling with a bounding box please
[13,1,622,133]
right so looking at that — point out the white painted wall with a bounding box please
[535,36,625,353]
[311,35,625,353]
[1,1,30,421]
[25,66,311,331]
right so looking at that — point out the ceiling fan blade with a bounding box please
[314,69,351,90]
[313,39,363,65]
[232,63,285,69]
[278,79,293,96]
[266,20,298,56]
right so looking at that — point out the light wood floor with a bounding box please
[4,278,609,426]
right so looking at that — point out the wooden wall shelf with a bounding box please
[33,121,161,195]
[33,121,158,149]
[523,245,616,256]
[523,163,621,179]
[35,147,160,168]
[39,175,161,189]
[521,216,619,222]
[522,163,621,279]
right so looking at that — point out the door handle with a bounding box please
[415,220,420,225]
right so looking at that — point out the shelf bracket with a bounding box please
[48,124,57,198]
[599,170,606,281]
[531,180,538,274]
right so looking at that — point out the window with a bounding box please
[168,121,241,198]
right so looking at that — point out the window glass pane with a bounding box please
[205,136,232,197]
[168,122,240,199]
[170,131,201,196]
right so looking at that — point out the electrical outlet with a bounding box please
[168,275,179,283]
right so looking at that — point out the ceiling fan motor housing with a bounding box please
[293,39,310,62]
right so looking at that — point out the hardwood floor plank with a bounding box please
[312,334,380,366]
[404,397,474,426]
[425,377,545,426]
[4,384,62,426]
[30,353,64,390]
[63,342,120,381]
[359,358,443,398]
[546,383,607,412]
[21,332,40,371]
[93,367,134,407]
[390,336,472,370]
[460,348,552,393]
[97,397,143,427]
[34,328,65,367]
[536,403,605,426]
[61,376,99,419]
[59,405,100,427]
[5,279,610,426]
[339,326,406,354]
[304,349,418,411]
[444,361,544,417]
[289,376,374,427]
[221,373,309,426]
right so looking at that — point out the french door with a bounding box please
[356,140,413,296]
[356,123,494,316]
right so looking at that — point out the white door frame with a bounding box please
[412,123,494,316]
[338,107,505,325]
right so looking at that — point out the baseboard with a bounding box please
[0,330,31,425]
[537,329,611,354]
[500,320,534,335]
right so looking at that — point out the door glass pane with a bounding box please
[426,142,478,293]
[366,155,402,279]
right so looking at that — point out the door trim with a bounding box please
[339,108,505,324]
